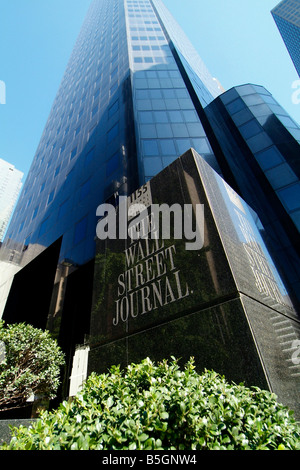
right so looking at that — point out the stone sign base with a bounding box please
[87,149,300,418]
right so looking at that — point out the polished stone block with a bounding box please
[88,149,300,417]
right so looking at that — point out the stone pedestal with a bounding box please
[88,149,300,417]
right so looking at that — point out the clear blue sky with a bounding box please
[0,0,299,181]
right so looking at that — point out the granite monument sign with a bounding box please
[87,149,300,416]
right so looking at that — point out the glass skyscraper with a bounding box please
[272,0,300,77]
[1,0,299,405]
[1,0,222,270]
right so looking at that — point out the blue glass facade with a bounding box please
[204,84,300,311]
[1,0,221,270]
[272,0,300,77]
[3,0,136,268]
[127,0,221,183]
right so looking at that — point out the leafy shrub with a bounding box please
[0,321,65,413]
[2,357,299,450]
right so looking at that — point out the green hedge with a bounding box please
[0,321,64,413]
[1,357,299,450]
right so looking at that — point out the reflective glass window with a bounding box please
[160,139,176,155]
[291,211,300,231]
[255,146,284,170]
[32,206,39,220]
[187,123,206,138]
[40,181,46,194]
[175,139,191,155]
[140,124,157,138]
[107,122,119,143]
[157,123,173,138]
[277,183,300,212]
[242,94,264,107]
[239,120,262,139]
[58,200,69,220]
[54,165,61,177]
[39,218,49,237]
[106,152,119,176]
[110,82,118,95]
[220,88,239,105]
[249,104,271,118]
[108,100,119,118]
[265,163,298,190]
[143,157,163,175]
[262,94,277,105]
[139,111,153,123]
[170,123,188,138]
[18,221,25,234]
[85,147,95,166]
[192,138,211,154]
[182,110,198,122]
[74,216,88,245]
[288,128,300,141]
[153,111,168,123]
[142,140,159,156]
[24,235,31,247]
[278,115,299,129]
[231,108,253,126]
[226,98,245,115]
[80,180,91,200]
[246,132,272,153]
[70,147,77,160]
[47,190,55,205]
[169,110,183,122]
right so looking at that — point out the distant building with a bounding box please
[0,158,23,241]
[272,0,300,76]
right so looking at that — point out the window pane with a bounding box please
[74,216,88,245]
[106,152,119,176]
[58,200,69,220]
[160,139,176,155]
[226,98,245,115]
[265,164,298,190]
[39,218,49,236]
[85,147,95,166]
[277,183,300,211]
[239,120,262,139]
[143,157,163,175]
[80,180,91,200]
[176,139,191,155]
[143,140,159,156]
[255,146,283,170]
[107,122,119,143]
[139,111,153,124]
[246,132,272,153]
[153,111,168,123]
